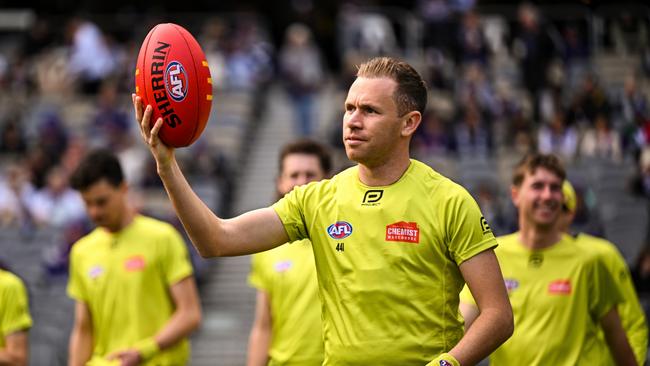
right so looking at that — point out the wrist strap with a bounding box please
[428,353,460,366]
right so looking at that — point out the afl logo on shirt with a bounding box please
[504,278,519,293]
[327,221,353,239]
[88,265,104,280]
[165,61,188,102]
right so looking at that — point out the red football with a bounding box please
[135,23,212,147]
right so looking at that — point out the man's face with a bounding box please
[277,153,325,197]
[512,168,564,229]
[343,77,404,167]
[80,179,127,232]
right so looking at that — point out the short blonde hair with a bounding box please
[356,57,427,116]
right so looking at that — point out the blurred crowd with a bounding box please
[0,1,649,302]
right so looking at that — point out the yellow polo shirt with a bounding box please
[273,160,497,365]
[0,269,31,348]
[249,239,323,365]
[67,215,193,365]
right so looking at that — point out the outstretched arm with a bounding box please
[450,249,513,365]
[133,95,289,257]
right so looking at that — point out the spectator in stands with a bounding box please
[580,113,622,162]
[65,17,117,94]
[0,162,36,230]
[610,11,649,56]
[560,180,648,365]
[504,110,536,156]
[455,63,498,117]
[134,56,513,365]
[247,139,331,366]
[453,101,493,157]
[560,24,590,89]
[0,262,32,365]
[538,111,578,161]
[460,153,637,365]
[412,111,454,158]
[29,166,85,229]
[67,149,201,366]
[0,118,27,158]
[278,23,326,137]
[512,2,558,121]
[455,11,489,66]
[418,0,453,52]
[572,73,611,126]
[618,75,649,155]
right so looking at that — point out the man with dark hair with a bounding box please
[67,149,202,366]
[247,139,331,366]
[134,56,513,365]
[460,153,637,365]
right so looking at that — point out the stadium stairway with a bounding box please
[190,82,336,365]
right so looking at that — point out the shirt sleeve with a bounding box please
[602,246,648,364]
[161,226,194,286]
[272,186,309,243]
[66,244,87,302]
[1,275,32,336]
[441,185,498,265]
[588,253,625,321]
[248,253,269,292]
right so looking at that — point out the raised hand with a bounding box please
[132,93,175,172]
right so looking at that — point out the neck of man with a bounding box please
[517,222,563,250]
[357,152,411,187]
[108,206,136,233]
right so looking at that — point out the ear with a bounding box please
[401,111,422,137]
[510,185,520,208]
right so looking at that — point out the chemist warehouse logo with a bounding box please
[327,221,353,239]
[385,221,420,244]
[165,61,188,102]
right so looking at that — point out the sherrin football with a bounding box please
[135,23,212,147]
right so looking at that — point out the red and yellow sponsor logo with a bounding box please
[548,279,572,295]
[124,255,146,272]
[386,221,420,243]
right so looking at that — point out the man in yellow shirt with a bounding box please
[247,139,332,366]
[560,180,648,365]
[0,265,31,366]
[67,149,202,366]
[460,153,637,365]
[134,56,513,365]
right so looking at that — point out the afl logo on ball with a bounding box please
[165,61,188,102]
[327,221,353,239]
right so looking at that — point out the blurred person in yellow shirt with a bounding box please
[559,180,648,365]
[247,139,332,366]
[0,264,31,366]
[67,149,201,366]
[460,153,637,365]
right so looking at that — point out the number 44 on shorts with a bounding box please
[336,243,345,252]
